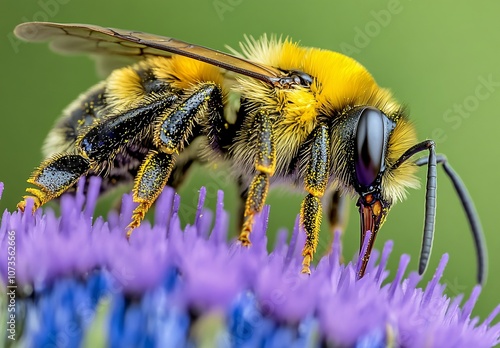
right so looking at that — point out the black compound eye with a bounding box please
[354,107,386,187]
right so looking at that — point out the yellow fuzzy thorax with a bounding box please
[234,36,401,120]
[235,35,419,203]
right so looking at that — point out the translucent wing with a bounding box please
[14,22,283,84]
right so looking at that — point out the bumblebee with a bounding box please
[14,22,487,282]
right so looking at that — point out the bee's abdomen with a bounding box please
[67,84,107,135]
[42,81,108,156]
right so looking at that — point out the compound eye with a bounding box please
[354,107,386,187]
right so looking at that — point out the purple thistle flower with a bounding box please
[0,178,499,347]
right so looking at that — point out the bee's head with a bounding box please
[351,106,394,276]
[331,105,419,277]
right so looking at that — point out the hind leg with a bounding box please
[17,154,91,211]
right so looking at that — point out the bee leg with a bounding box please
[127,151,174,237]
[300,125,330,274]
[238,110,275,246]
[17,154,91,212]
[239,173,269,246]
[125,82,223,236]
[154,82,223,154]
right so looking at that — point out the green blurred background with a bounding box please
[0,0,498,324]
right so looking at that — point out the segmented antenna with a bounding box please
[392,140,437,278]
[415,154,487,284]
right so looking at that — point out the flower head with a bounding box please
[1,178,499,347]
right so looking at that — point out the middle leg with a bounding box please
[237,109,276,246]
[300,124,330,274]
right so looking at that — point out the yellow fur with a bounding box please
[106,66,145,110]
[106,56,226,111]
[235,35,419,203]
[382,118,420,203]
[237,37,400,116]
[148,56,225,91]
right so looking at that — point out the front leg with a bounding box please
[238,109,276,246]
[301,124,330,274]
